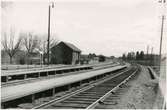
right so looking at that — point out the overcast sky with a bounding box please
[1,0,166,57]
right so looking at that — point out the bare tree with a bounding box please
[1,1,13,9]
[22,32,40,64]
[37,34,59,64]
[1,28,22,64]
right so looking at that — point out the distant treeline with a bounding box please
[121,51,160,66]
[122,51,145,60]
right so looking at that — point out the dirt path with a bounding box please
[104,66,159,109]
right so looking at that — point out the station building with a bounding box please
[80,54,99,64]
[51,41,81,65]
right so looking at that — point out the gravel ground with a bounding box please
[104,66,160,109]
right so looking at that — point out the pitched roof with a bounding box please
[61,41,81,52]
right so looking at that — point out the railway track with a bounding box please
[2,65,128,109]
[95,65,141,109]
[2,64,120,87]
[33,66,138,109]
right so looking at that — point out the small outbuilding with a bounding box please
[51,41,81,65]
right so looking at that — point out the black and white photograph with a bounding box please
[1,0,166,109]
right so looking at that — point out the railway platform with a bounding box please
[1,65,128,108]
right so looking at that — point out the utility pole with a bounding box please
[147,45,149,65]
[47,5,51,65]
[47,2,55,65]
[159,15,165,67]
[158,0,166,69]
[147,45,149,55]
[151,47,153,55]
[151,47,153,66]
[157,1,166,109]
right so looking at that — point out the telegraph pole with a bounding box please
[151,47,153,55]
[151,47,153,66]
[157,1,166,109]
[158,0,166,69]
[147,45,149,65]
[159,15,165,67]
[147,45,149,55]
[47,2,54,65]
[47,5,51,65]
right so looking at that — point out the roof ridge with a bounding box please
[61,41,81,52]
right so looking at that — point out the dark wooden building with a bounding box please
[51,41,81,65]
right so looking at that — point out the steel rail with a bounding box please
[2,65,127,104]
[32,67,133,109]
[86,68,138,109]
